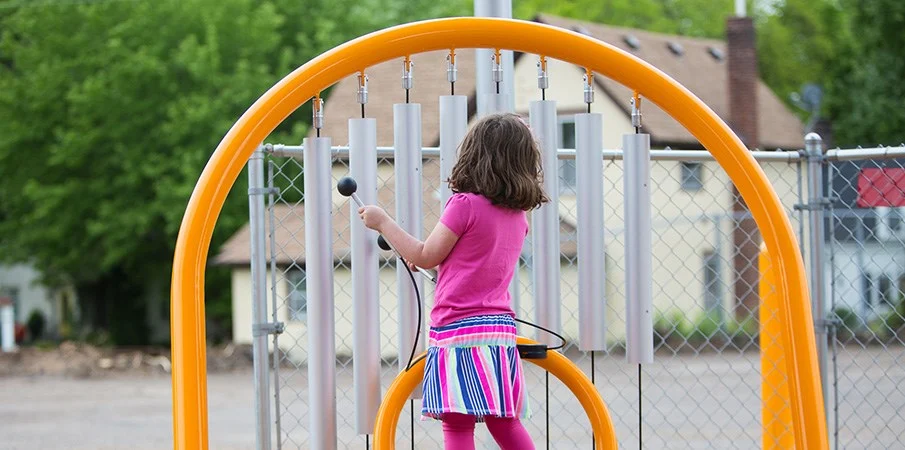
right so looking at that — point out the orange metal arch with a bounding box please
[373,337,618,449]
[170,17,827,449]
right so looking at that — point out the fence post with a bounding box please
[248,148,273,450]
[805,132,830,427]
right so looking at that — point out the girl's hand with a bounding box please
[358,205,390,231]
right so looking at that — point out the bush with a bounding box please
[26,310,46,342]
[688,310,725,345]
[653,309,689,346]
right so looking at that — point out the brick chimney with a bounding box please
[727,16,762,320]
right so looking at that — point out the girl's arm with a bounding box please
[358,206,459,269]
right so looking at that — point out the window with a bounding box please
[875,206,905,241]
[878,274,895,307]
[702,251,722,313]
[680,162,703,192]
[558,118,576,191]
[287,268,307,320]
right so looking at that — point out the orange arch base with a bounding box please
[374,337,618,449]
[170,17,827,449]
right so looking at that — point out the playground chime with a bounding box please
[318,47,652,449]
[170,17,829,450]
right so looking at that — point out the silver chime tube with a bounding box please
[303,136,337,449]
[529,100,561,346]
[439,95,468,209]
[474,0,514,115]
[349,118,380,434]
[394,104,425,384]
[623,133,654,364]
[576,114,607,351]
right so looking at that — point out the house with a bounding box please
[214,15,806,361]
[0,264,79,341]
[829,158,905,320]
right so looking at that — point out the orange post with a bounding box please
[760,243,795,449]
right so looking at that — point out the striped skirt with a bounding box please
[421,314,530,420]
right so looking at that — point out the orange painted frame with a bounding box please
[373,336,618,449]
[170,17,827,449]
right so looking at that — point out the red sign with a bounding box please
[857,168,905,207]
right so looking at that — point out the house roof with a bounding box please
[312,49,478,148]
[212,161,578,266]
[309,14,803,150]
[534,14,804,150]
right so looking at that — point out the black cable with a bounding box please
[591,350,596,449]
[316,128,320,138]
[588,102,591,114]
[638,364,642,450]
[366,434,369,450]
[545,371,550,450]
[361,103,365,119]
[542,89,546,101]
[410,399,415,450]
[514,318,567,351]
[405,89,410,104]
[451,82,455,96]
[402,257,422,372]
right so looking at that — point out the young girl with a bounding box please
[358,113,548,449]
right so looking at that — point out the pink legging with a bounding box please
[441,413,535,450]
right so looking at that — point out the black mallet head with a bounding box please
[337,177,358,197]
[377,235,391,251]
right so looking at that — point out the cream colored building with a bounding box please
[214,15,806,363]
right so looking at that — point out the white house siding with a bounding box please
[0,264,59,333]
[830,241,905,319]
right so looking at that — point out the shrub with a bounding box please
[26,310,46,342]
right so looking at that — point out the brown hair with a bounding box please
[447,113,549,211]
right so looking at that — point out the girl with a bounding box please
[358,113,548,450]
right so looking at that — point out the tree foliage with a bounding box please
[826,0,905,146]
[0,0,467,343]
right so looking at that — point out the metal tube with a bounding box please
[475,0,514,115]
[247,150,272,450]
[349,118,381,434]
[827,146,905,161]
[267,144,806,162]
[439,95,468,209]
[266,160,283,450]
[477,89,520,320]
[484,94,510,114]
[394,104,425,380]
[303,136,337,450]
[805,132,830,427]
[576,113,606,351]
[529,100,561,346]
[624,133,653,364]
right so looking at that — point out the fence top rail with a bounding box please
[265,143,804,162]
[265,143,905,162]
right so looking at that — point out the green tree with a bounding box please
[514,0,734,38]
[827,0,905,146]
[0,0,469,344]
[756,0,853,126]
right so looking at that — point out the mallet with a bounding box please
[337,177,437,283]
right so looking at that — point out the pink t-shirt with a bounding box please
[432,193,528,327]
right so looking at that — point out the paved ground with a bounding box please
[1,347,902,449]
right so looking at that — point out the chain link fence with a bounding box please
[250,143,905,449]
[826,149,905,449]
